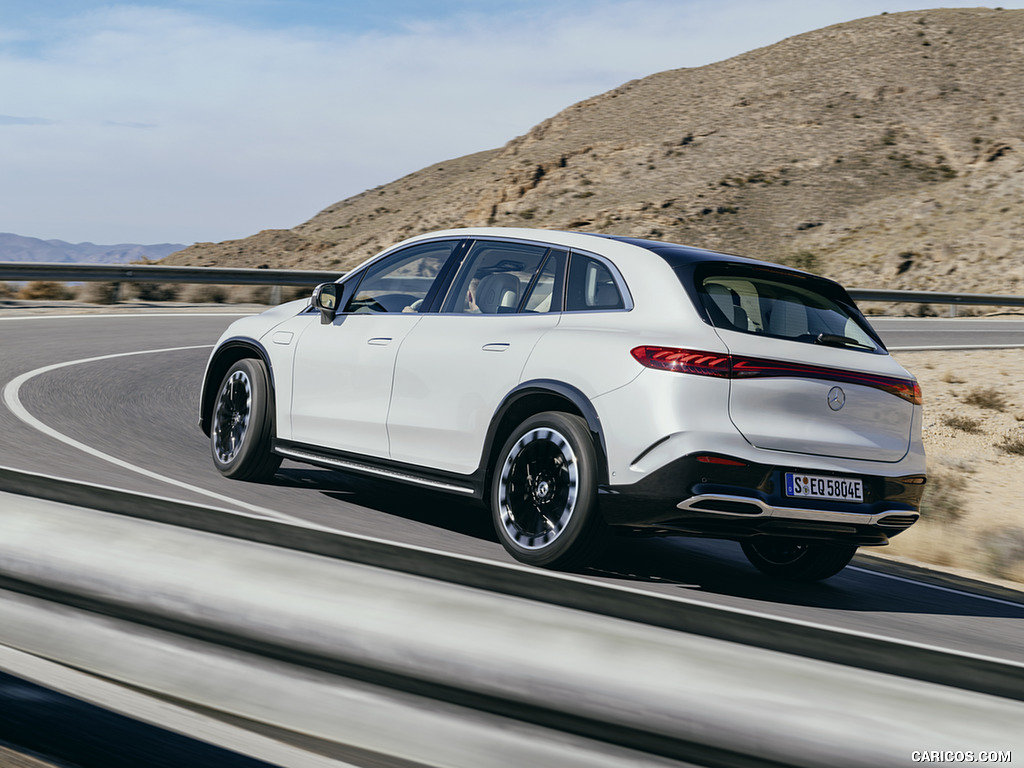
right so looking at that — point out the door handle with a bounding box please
[367,337,393,346]
[482,343,510,352]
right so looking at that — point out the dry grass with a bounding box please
[882,348,1024,586]
[999,432,1024,456]
[963,387,1009,411]
[941,414,982,433]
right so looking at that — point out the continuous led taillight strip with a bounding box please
[630,346,922,405]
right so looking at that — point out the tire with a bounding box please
[210,358,282,481]
[741,538,856,581]
[491,411,608,569]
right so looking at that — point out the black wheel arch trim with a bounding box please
[199,338,276,436]
[481,379,610,488]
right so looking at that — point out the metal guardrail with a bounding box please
[849,289,1024,317]
[2,263,1024,315]
[0,262,341,286]
[1,469,1022,767]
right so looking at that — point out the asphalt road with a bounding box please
[1,312,1023,669]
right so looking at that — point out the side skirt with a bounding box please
[273,440,484,499]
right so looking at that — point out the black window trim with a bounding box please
[334,237,470,316]
[563,247,634,314]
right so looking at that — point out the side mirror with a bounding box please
[312,283,340,325]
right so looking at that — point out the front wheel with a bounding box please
[210,358,282,481]
[491,411,608,569]
[741,538,856,581]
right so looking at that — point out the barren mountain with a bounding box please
[165,8,1024,296]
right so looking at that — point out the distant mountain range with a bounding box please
[0,233,185,265]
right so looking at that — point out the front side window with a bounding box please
[693,265,881,352]
[443,241,555,314]
[345,241,458,314]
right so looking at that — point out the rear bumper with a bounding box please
[599,453,924,546]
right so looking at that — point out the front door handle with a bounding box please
[482,343,510,352]
[367,337,393,346]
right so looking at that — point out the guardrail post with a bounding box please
[949,303,957,318]
[112,282,122,304]
[269,285,282,305]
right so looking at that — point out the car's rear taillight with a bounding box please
[630,346,923,405]
[629,346,731,377]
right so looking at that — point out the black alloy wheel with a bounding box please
[210,358,281,481]
[492,411,608,569]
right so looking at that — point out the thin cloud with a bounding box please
[2,0,1022,243]
[0,115,55,125]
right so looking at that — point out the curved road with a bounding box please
[1,312,1023,667]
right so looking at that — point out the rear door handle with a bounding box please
[482,343,510,352]
[367,337,393,346]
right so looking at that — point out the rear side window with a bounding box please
[566,254,625,311]
[693,265,882,352]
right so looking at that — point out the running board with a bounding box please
[274,445,477,496]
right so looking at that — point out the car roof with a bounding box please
[402,227,793,271]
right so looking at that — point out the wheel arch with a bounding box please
[199,338,275,436]
[480,380,610,491]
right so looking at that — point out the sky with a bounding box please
[2,1,1023,246]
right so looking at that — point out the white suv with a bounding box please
[200,228,926,579]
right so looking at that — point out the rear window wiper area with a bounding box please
[815,333,875,350]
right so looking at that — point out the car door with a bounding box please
[289,239,462,458]
[388,241,565,474]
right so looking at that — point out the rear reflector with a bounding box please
[631,346,923,405]
[696,455,748,466]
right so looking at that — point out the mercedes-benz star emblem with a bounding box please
[827,386,846,411]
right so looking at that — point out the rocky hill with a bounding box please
[165,8,1024,296]
[0,233,184,264]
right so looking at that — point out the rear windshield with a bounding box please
[685,263,883,353]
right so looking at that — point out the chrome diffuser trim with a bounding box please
[676,494,919,526]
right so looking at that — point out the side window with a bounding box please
[443,241,552,314]
[345,241,458,314]
[521,250,566,313]
[565,254,625,311]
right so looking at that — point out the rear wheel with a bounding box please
[491,411,608,569]
[741,538,856,581]
[210,358,282,481]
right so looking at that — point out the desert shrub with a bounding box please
[998,431,1024,456]
[130,282,179,302]
[78,282,120,304]
[780,251,819,272]
[918,469,966,525]
[18,281,74,300]
[978,527,1024,579]
[182,284,227,304]
[0,282,14,298]
[963,387,1008,411]
[234,285,273,304]
[941,414,981,433]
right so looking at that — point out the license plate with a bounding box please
[785,473,863,503]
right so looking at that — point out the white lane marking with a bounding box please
[2,346,319,528]
[891,344,1024,352]
[848,566,1024,609]
[0,313,254,321]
